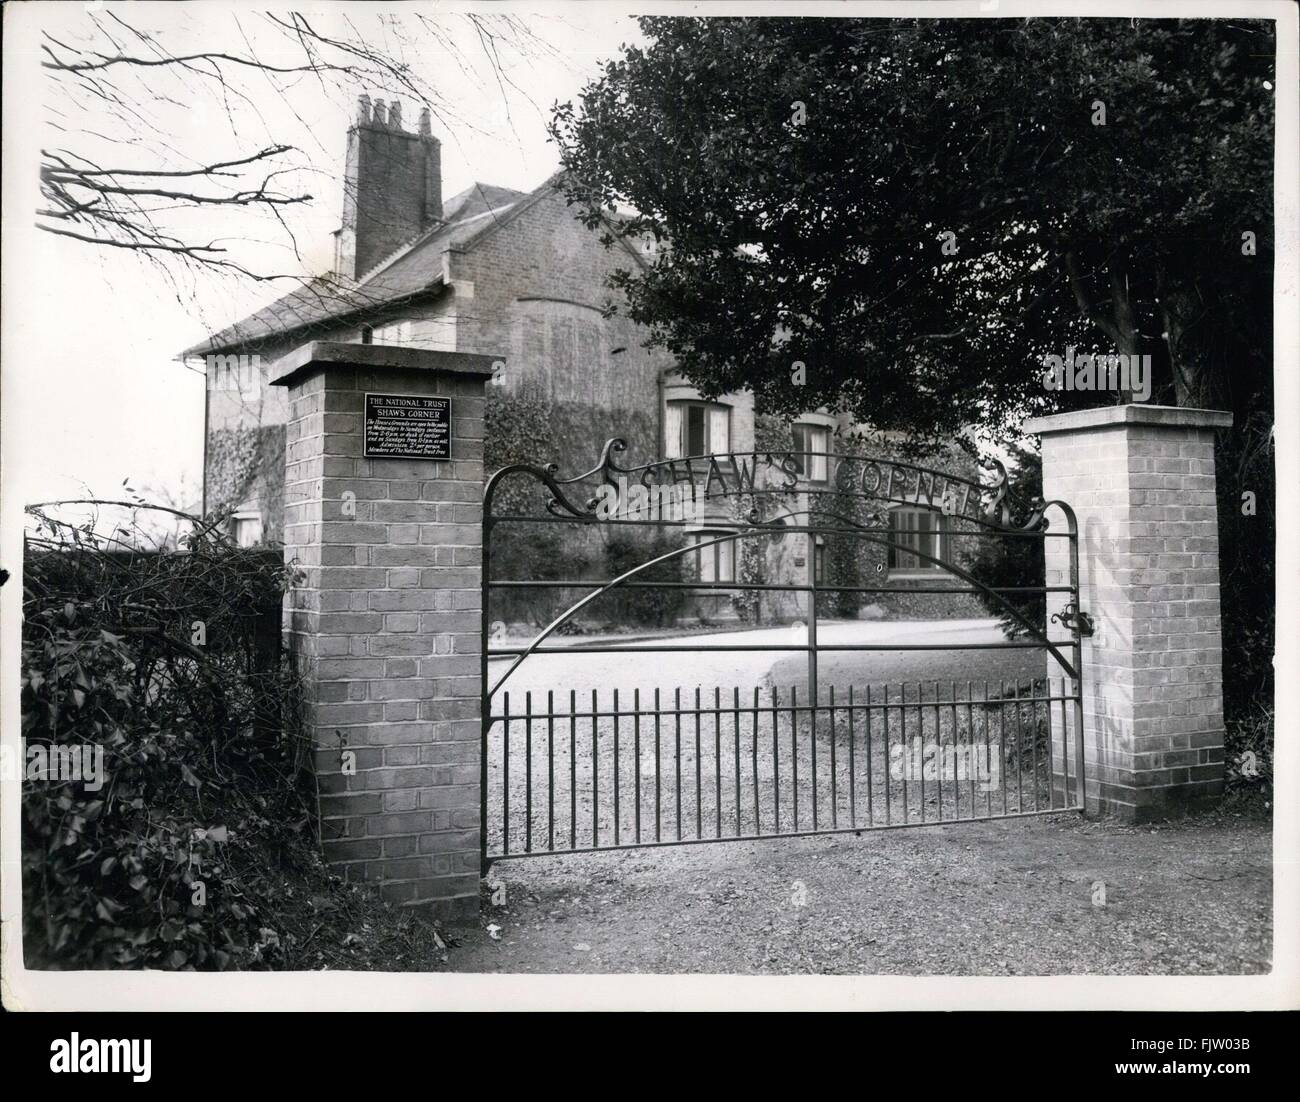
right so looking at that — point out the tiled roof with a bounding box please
[181,182,530,357]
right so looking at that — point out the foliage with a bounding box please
[964,445,1046,637]
[553,17,1273,429]
[732,414,796,622]
[484,383,571,625]
[596,534,686,628]
[809,432,867,619]
[485,384,691,630]
[552,18,1274,718]
[1224,704,1273,801]
[1217,413,1275,718]
[484,382,558,515]
[21,502,315,969]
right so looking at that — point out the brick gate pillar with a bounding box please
[1024,405,1233,822]
[271,341,497,918]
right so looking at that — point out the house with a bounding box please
[184,96,981,624]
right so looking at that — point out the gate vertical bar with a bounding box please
[1069,521,1087,813]
[479,509,494,875]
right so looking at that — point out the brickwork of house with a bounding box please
[452,191,671,473]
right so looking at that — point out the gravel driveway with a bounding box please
[489,618,1028,703]
[458,621,1273,978]
[451,812,1271,975]
[485,620,1070,858]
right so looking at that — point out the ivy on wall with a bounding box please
[811,432,868,619]
[483,383,676,629]
[731,414,797,623]
[206,425,285,536]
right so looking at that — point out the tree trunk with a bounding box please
[1158,284,1211,407]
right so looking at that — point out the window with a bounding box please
[360,325,374,345]
[689,530,736,584]
[887,507,947,572]
[791,423,830,482]
[232,512,263,548]
[373,320,412,345]
[666,400,730,458]
[813,536,825,584]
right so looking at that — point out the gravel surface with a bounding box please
[449,812,1271,975]
[486,619,1069,859]
[464,621,1270,976]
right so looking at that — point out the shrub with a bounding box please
[964,444,1047,637]
[596,532,686,627]
[21,503,312,969]
[1224,704,1273,799]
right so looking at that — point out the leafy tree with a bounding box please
[552,17,1273,434]
[964,443,1045,637]
[552,16,1275,715]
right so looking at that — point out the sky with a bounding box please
[2,1,647,513]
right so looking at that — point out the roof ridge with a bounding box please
[358,181,531,284]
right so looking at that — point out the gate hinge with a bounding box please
[1051,601,1095,638]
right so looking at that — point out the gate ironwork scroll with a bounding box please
[480,439,1088,873]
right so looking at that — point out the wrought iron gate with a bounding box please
[480,439,1088,874]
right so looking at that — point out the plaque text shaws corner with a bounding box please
[363,393,452,460]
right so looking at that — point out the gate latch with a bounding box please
[1051,601,1095,638]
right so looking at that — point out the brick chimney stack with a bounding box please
[334,95,443,281]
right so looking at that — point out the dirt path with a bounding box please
[445,812,1271,975]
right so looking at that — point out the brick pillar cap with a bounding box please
[1024,404,1232,435]
[268,340,501,388]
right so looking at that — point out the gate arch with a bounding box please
[481,439,1089,871]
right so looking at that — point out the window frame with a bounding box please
[886,506,949,575]
[688,529,737,584]
[792,423,831,483]
[231,510,264,549]
[666,399,732,459]
[373,320,412,346]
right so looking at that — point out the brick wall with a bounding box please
[451,187,678,472]
[274,342,495,917]
[1028,405,1232,820]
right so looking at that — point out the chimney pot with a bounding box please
[336,95,442,279]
